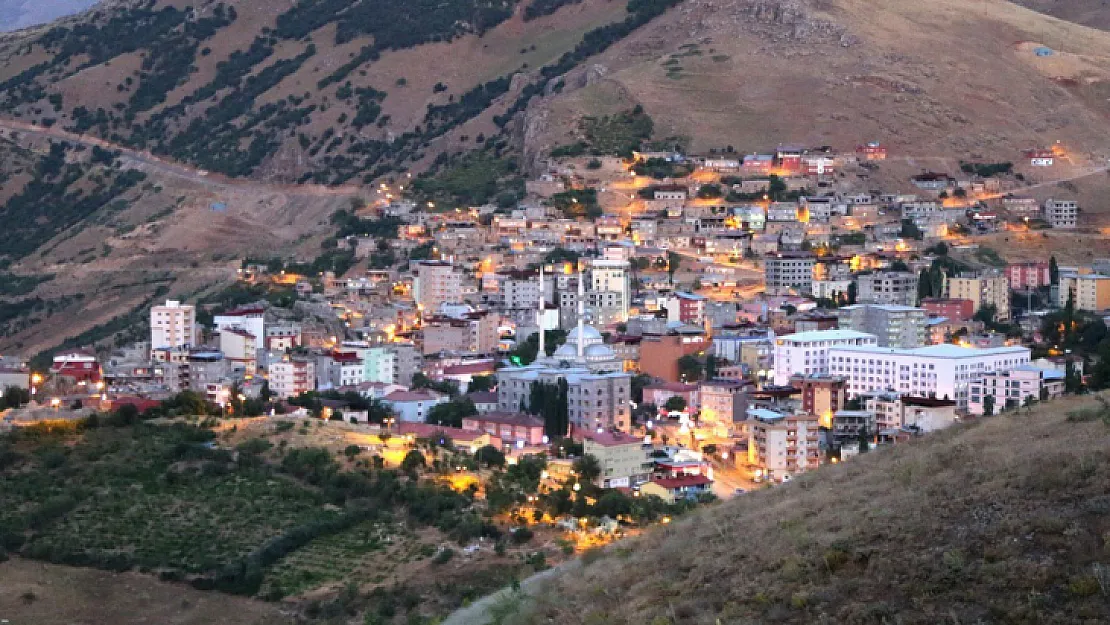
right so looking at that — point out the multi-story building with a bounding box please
[921,297,975,322]
[663,292,707,325]
[413,261,462,313]
[789,374,846,427]
[747,409,821,481]
[268,357,315,399]
[772,330,878,386]
[1044,199,1078,229]
[831,410,876,443]
[828,344,1031,408]
[316,351,364,390]
[968,365,1065,415]
[589,259,631,323]
[150,300,196,350]
[1058,273,1110,311]
[947,272,1010,320]
[214,306,265,346]
[639,326,710,383]
[862,391,958,432]
[1005,262,1051,290]
[856,271,919,307]
[836,304,927,348]
[218,328,257,375]
[422,311,499,355]
[582,431,652,488]
[698,380,749,425]
[462,412,546,447]
[764,252,815,296]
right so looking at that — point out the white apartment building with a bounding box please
[218,328,257,375]
[772,330,878,386]
[857,271,919,307]
[968,365,1065,415]
[836,304,927,348]
[269,358,315,399]
[764,252,816,296]
[214,306,264,345]
[589,259,631,322]
[150,300,196,350]
[828,344,1031,408]
[1044,199,1078,229]
[413,261,462,312]
[747,409,821,481]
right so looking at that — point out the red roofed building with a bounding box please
[441,360,497,389]
[394,422,501,451]
[639,474,713,503]
[856,142,887,161]
[109,396,162,414]
[462,412,545,446]
[50,349,102,384]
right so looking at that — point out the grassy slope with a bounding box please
[511,394,1110,624]
[1011,0,1110,31]
[538,0,1110,162]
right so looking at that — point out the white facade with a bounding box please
[836,304,927,348]
[589,259,631,323]
[150,300,196,350]
[414,261,462,312]
[828,344,1031,408]
[214,311,264,345]
[772,330,878,386]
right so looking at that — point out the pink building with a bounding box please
[462,412,546,446]
[921,298,975,322]
[643,382,699,411]
[1005,262,1050,290]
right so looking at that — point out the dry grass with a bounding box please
[509,393,1110,624]
[0,557,291,625]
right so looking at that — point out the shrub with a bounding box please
[432,547,455,565]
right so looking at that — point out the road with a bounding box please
[440,559,580,625]
[0,117,362,198]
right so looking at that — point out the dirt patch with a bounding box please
[0,557,292,625]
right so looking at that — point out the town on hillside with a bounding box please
[1,136,1105,559]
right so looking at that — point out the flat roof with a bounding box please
[777,330,876,343]
[830,344,1030,359]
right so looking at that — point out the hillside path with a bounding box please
[440,560,580,625]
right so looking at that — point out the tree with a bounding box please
[572,454,602,483]
[426,398,478,428]
[467,375,496,393]
[677,355,703,382]
[667,251,681,284]
[401,449,426,472]
[476,444,506,468]
[1049,255,1059,286]
[982,393,995,417]
[705,354,718,379]
[846,281,858,305]
[663,396,687,412]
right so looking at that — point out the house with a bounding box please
[639,474,713,503]
[856,142,887,161]
[394,422,500,452]
[382,390,448,423]
[1024,148,1055,167]
[968,366,1065,415]
[50,349,102,385]
[910,172,952,191]
[462,412,545,447]
[465,391,499,413]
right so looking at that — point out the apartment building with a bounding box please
[214,305,265,345]
[968,366,1065,415]
[268,358,315,399]
[589,258,631,323]
[413,261,462,312]
[764,252,815,296]
[947,272,1010,320]
[921,298,975,322]
[150,300,196,350]
[698,380,749,424]
[1044,199,1078,229]
[862,391,958,432]
[640,326,710,382]
[856,271,920,307]
[789,374,847,427]
[1058,273,1110,311]
[747,409,821,481]
[421,311,499,355]
[1005,261,1051,290]
[582,431,652,488]
[836,304,927,348]
[828,344,1031,408]
[772,330,878,386]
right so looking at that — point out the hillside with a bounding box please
[501,395,1110,624]
[1013,0,1110,31]
[0,0,99,32]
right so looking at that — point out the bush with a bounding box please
[432,547,455,565]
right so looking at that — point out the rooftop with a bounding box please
[831,344,1030,359]
[776,330,877,343]
[583,431,644,447]
[650,474,713,489]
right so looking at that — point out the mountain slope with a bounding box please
[1012,0,1110,31]
[509,395,1110,624]
[0,0,99,32]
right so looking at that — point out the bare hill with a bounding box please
[504,395,1110,624]
[1012,0,1110,31]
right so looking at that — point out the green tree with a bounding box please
[1049,255,1059,286]
[982,393,995,417]
[667,251,681,284]
[847,281,858,305]
[401,449,426,472]
[467,375,496,393]
[572,454,602,483]
[425,398,477,428]
[663,396,687,412]
[677,355,704,382]
[475,444,506,468]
